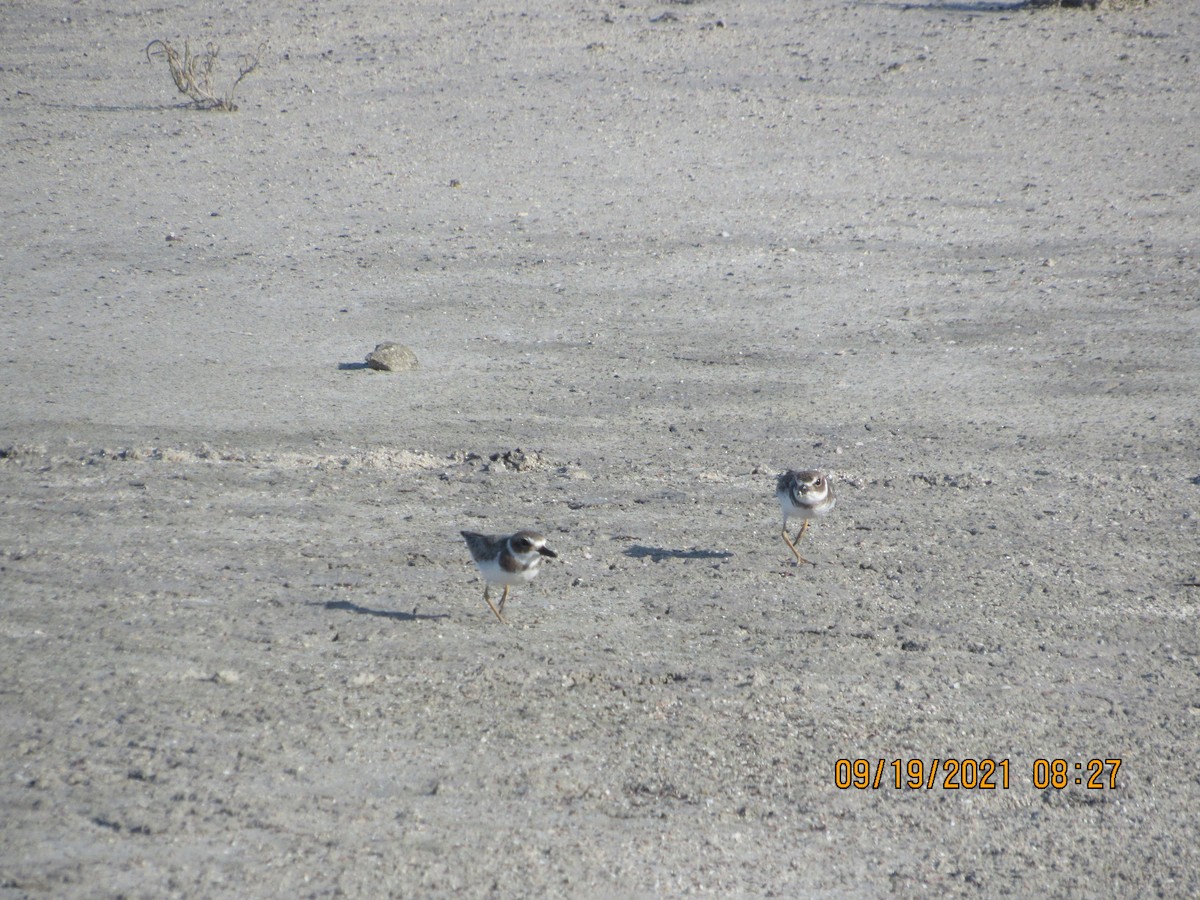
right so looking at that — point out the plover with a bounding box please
[776,470,835,565]
[461,530,557,624]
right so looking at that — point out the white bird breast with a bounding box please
[476,554,544,587]
[779,490,834,519]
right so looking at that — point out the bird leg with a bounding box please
[496,585,511,614]
[482,585,507,624]
[793,519,810,545]
[781,524,802,563]
[782,519,815,566]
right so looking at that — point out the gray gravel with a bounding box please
[2,1,1198,896]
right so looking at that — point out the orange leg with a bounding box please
[781,519,815,566]
[482,585,508,624]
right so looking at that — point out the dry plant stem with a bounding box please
[145,38,265,111]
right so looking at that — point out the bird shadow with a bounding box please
[624,545,733,562]
[869,1,1036,10]
[322,599,449,621]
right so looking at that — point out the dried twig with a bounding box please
[145,38,266,111]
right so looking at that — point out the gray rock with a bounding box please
[365,342,418,372]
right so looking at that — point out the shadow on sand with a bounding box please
[624,545,733,562]
[322,599,449,621]
[873,1,1062,11]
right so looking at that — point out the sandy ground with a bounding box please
[2,0,1199,895]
